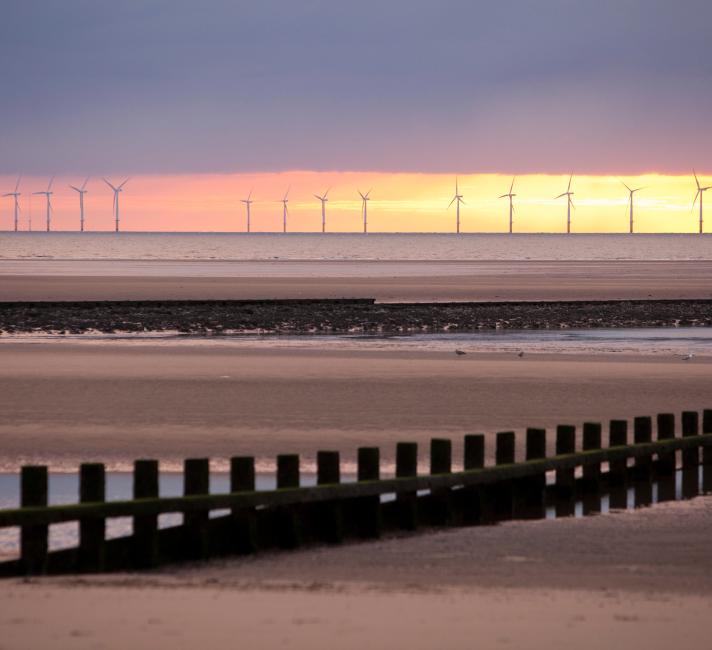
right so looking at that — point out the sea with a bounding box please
[0,231,711,262]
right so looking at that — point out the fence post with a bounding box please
[132,459,159,569]
[396,442,418,530]
[656,414,676,502]
[429,438,453,526]
[703,410,712,493]
[183,458,210,560]
[608,420,628,510]
[356,447,381,538]
[555,425,576,517]
[276,454,301,548]
[682,411,700,498]
[514,428,546,519]
[20,465,48,575]
[78,463,106,573]
[461,434,485,524]
[316,450,343,543]
[230,456,258,554]
[581,423,602,514]
[489,431,515,520]
[633,416,653,507]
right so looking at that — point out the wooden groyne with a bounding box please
[1,409,712,576]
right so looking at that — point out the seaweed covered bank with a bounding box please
[1,299,712,335]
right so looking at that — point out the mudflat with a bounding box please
[2,260,712,301]
[0,342,710,470]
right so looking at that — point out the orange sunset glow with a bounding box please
[3,172,709,234]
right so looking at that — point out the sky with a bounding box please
[1,2,711,231]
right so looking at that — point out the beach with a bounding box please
[2,259,712,302]
[2,496,712,649]
[0,341,711,470]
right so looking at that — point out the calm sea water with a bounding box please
[1,232,711,261]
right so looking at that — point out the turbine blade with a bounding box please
[324,188,331,198]
[82,176,90,190]
[14,175,21,192]
[284,186,290,200]
[509,176,515,193]
[498,194,509,199]
[103,178,117,191]
[620,179,632,192]
[693,190,700,209]
[567,172,573,192]
[555,192,566,199]
[69,185,80,192]
[448,196,456,208]
[47,176,54,192]
[117,178,130,190]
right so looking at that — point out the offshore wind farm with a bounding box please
[2,172,711,234]
[2,3,712,650]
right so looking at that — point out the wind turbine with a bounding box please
[499,177,516,234]
[358,189,371,234]
[693,170,711,234]
[314,189,330,233]
[555,174,575,234]
[69,177,90,232]
[3,176,21,232]
[280,187,290,233]
[448,178,465,233]
[621,181,643,234]
[33,177,54,232]
[103,178,129,232]
[241,189,254,233]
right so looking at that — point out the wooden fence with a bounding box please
[1,409,711,577]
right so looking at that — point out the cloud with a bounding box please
[1,0,710,174]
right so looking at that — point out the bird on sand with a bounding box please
[455,349,467,356]
[517,351,525,358]
[681,353,694,361]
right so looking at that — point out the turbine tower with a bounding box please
[358,189,371,234]
[103,178,129,232]
[3,176,21,232]
[448,178,465,233]
[555,174,575,234]
[33,177,54,232]
[69,177,90,232]
[314,189,330,233]
[280,188,290,233]
[241,189,254,233]
[499,177,516,234]
[621,181,643,234]
[693,170,711,234]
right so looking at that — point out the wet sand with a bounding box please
[2,498,712,649]
[0,342,711,470]
[3,260,712,301]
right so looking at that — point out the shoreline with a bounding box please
[2,298,712,335]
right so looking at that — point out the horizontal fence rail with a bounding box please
[1,409,711,576]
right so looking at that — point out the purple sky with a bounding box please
[1,0,711,175]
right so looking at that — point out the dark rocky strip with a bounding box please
[1,298,712,335]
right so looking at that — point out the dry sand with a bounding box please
[0,342,711,470]
[2,497,712,649]
[3,260,712,301]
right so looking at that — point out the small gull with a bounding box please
[455,349,467,356]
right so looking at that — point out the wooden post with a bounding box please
[608,420,628,510]
[682,411,699,498]
[316,450,343,543]
[132,459,159,568]
[429,438,453,526]
[555,425,576,517]
[20,465,48,575]
[276,454,301,548]
[356,447,381,538]
[396,442,418,530]
[703,410,712,493]
[656,414,677,503]
[230,456,258,554]
[78,463,106,573]
[183,458,210,559]
[633,416,653,507]
[581,422,601,514]
[462,434,485,524]
[514,428,546,519]
[491,431,515,520]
